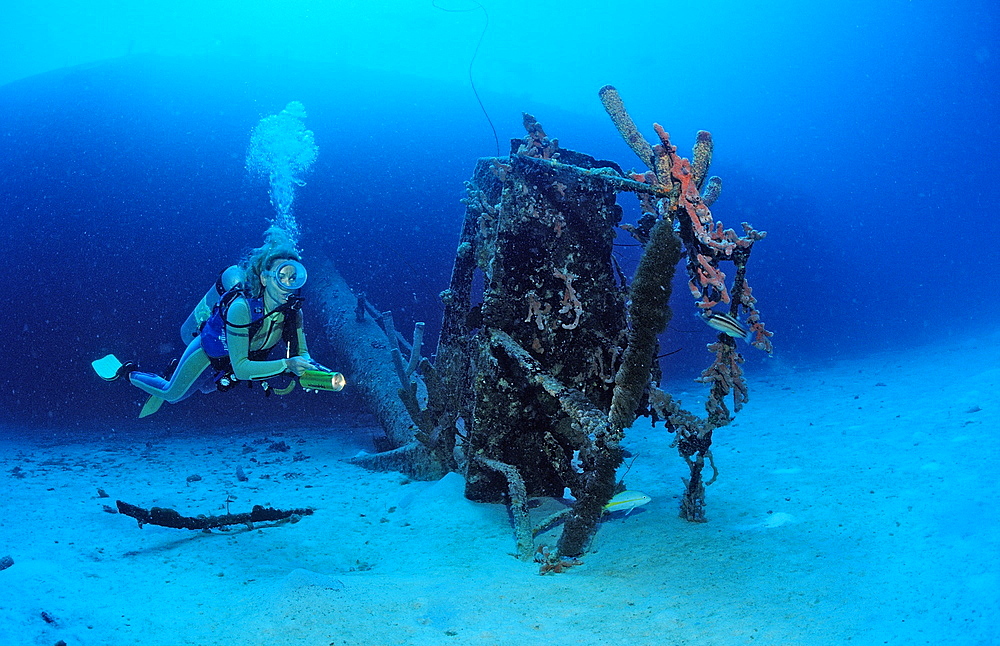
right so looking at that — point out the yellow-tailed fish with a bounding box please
[603,490,651,515]
[700,310,750,341]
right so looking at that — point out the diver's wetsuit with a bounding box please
[128,296,312,404]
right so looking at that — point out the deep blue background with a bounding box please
[1,9,997,429]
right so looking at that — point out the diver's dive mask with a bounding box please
[266,259,307,292]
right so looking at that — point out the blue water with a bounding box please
[0,3,998,645]
[0,1,997,430]
[2,1,998,429]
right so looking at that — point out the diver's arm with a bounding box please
[225,298,290,381]
[292,319,333,372]
[295,322,313,364]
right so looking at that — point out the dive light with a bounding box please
[299,369,346,392]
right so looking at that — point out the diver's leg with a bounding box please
[128,338,212,404]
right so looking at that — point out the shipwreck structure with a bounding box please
[323,86,772,559]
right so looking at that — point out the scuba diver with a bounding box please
[93,227,345,417]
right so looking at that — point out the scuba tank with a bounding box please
[180,265,244,342]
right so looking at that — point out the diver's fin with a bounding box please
[138,395,166,418]
[92,354,124,381]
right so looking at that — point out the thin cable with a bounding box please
[433,0,500,156]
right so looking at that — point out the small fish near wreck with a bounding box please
[700,310,752,342]
[603,490,651,515]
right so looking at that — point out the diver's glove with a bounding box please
[308,360,334,373]
[283,356,314,376]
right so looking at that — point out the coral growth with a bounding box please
[697,339,748,422]
[517,113,559,160]
[553,268,584,330]
[599,84,773,522]
[534,545,583,575]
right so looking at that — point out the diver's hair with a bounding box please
[240,225,302,298]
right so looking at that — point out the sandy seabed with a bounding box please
[1,333,997,646]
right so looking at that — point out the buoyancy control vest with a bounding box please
[199,288,303,373]
[199,291,267,361]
